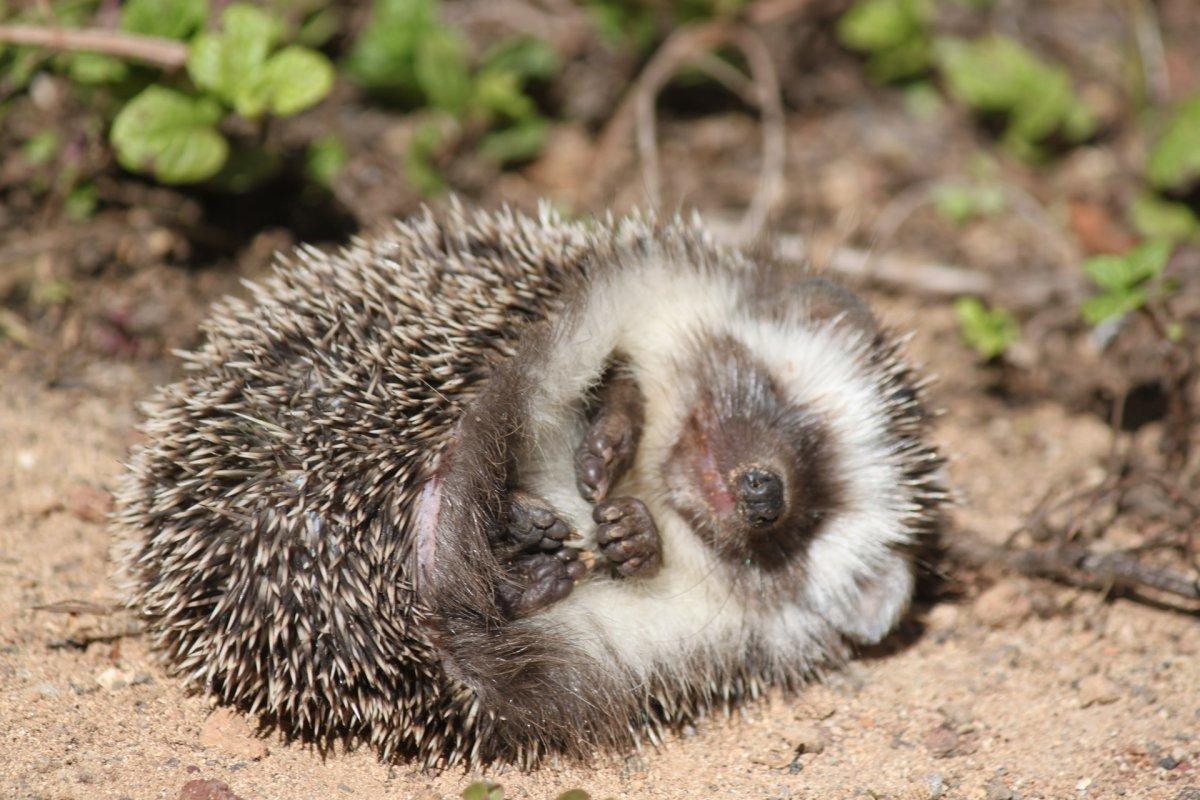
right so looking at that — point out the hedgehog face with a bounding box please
[663,335,843,569]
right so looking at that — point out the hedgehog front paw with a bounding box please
[574,371,644,503]
[594,497,662,578]
[498,551,587,616]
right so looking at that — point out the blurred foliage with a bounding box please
[936,36,1094,160]
[1081,240,1174,325]
[1146,97,1200,192]
[933,181,1006,225]
[1130,193,1200,244]
[462,782,505,800]
[345,0,558,185]
[838,0,934,83]
[954,297,1018,361]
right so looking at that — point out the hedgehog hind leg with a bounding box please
[492,492,586,616]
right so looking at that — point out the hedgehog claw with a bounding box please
[594,497,661,578]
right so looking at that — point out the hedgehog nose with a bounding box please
[735,467,783,528]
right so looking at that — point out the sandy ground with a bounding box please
[1,293,1197,800]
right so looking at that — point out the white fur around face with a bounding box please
[514,252,916,682]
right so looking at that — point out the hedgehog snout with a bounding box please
[733,466,784,528]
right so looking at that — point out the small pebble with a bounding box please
[926,603,958,632]
[1077,675,1120,708]
[791,725,827,755]
[984,778,1017,800]
[1160,755,1181,771]
[199,709,269,760]
[96,666,134,691]
[925,772,946,799]
[179,779,243,800]
[1175,789,1200,800]
[924,725,959,759]
[973,580,1033,628]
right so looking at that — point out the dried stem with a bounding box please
[946,532,1200,602]
[0,24,188,68]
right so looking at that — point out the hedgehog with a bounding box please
[112,203,944,769]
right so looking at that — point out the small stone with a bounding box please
[66,484,113,524]
[974,580,1033,628]
[791,725,827,755]
[180,779,243,800]
[1160,755,1181,770]
[96,666,134,691]
[337,784,354,794]
[199,709,269,760]
[926,772,946,799]
[36,682,59,698]
[924,725,960,758]
[1175,789,1200,800]
[1078,675,1120,708]
[984,778,1017,800]
[926,603,958,632]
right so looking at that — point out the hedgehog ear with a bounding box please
[828,552,913,645]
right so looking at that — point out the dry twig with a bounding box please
[946,532,1200,603]
[0,24,187,68]
[590,0,811,234]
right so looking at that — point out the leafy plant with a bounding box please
[1080,240,1174,324]
[462,781,504,800]
[936,36,1095,159]
[3,0,336,188]
[1129,193,1200,244]
[838,0,935,83]
[346,0,557,191]
[1146,96,1200,193]
[933,181,1006,225]
[955,297,1019,360]
[110,87,228,183]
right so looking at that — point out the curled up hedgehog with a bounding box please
[112,204,945,768]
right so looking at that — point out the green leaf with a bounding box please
[838,0,933,82]
[1146,97,1200,192]
[1081,289,1145,324]
[933,182,1007,225]
[954,296,1018,360]
[556,791,591,800]
[1129,194,1200,244]
[305,134,347,187]
[838,0,930,52]
[187,3,281,116]
[110,86,229,184]
[483,36,560,81]
[67,52,129,84]
[936,35,1094,155]
[344,0,436,93]
[462,781,504,800]
[414,27,473,114]
[1083,240,1172,291]
[478,118,548,164]
[65,182,98,221]
[121,0,208,40]
[405,120,449,195]
[22,131,60,166]
[473,68,537,123]
[261,46,335,116]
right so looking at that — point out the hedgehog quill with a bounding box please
[112,204,945,768]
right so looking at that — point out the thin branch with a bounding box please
[590,0,813,204]
[732,27,786,241]
[945,532,1200,602]
[0,24,188,68]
